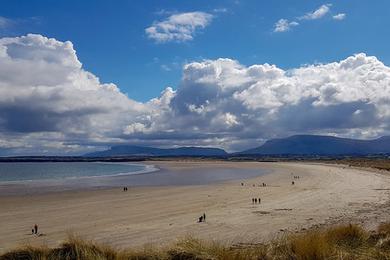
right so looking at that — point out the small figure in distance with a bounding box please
[198,215,203,223]
[254,198,258,204]
[292,181,295,185]
[258,198,261,204]
[34,224,38,235]
[203,213,206,222]
[241,182,244,186]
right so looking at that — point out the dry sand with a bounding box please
[1,161,390,253]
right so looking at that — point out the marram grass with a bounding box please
[2,223,390,260]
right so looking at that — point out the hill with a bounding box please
[240,135,390,155]
[85,145,228,157]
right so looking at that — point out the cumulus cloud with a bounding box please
[0,34,147,154]
[0,34,389,154]
[300,4,332,20]
[126,55,390,151]
[274,19,299,32]
[145,11,213,43]
[333,13,346,20]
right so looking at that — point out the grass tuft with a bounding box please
[325,224,367,249]
[3,223,390,260]
[288,230,332,260]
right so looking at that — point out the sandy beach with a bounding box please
[1,161,390,253]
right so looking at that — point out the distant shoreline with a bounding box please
[0,152,389,163]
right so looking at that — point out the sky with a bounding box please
[0,0,390,155]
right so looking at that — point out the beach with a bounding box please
[1,161,390,253]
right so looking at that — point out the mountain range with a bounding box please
[85,135,390,157]
[85,146,228,157]
[240,135,390,155]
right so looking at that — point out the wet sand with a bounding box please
[1,161,390,253]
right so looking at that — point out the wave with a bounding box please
[0,163,160,184]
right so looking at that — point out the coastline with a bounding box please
[1,161,390,253]
[0,161,269,196]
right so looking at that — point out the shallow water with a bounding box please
[0,162,269,195]
[0,162,149,182]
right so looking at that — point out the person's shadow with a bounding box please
[26,233,46,237]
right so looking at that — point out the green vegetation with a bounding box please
[333,158,390,171]
[3,223,390,259]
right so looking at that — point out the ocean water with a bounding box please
[0,162,269,195]
[0,162,149,182]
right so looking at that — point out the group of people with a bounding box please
[251,198,261,204]
[292,174,300,185]
[31,224,38,235]
[255,183,267,187]
[123,186,128,191]
[198,213,206,223]
[241,182,267,187]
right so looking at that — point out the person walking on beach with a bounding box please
[258,198,261,204]
[254,198,258,204]
[34,224,38,234]
[203,213,206,222]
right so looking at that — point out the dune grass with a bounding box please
[3,223,390,260]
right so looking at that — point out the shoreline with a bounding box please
[0,161,269,197]
[1,161,390,253]
[0,162,158,184]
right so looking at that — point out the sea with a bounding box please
[0,161,269,195]
[0,162,151,182]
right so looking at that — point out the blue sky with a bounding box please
[0,1,390,155]
[2,0,390,102]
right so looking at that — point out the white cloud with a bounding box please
[224,113,239,127]
[274,4,342,32]
[274,19,299,32]
[0,16,12,29]
[145,12,213,43]
[300,4,332,20]
[0,34,147,154]
[160,64,172,71]
[0,34,389,154]
[213,8,228,13]
[123,122,148,135]
[333,13,346,20]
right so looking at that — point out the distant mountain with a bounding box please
[240,135,390,155]
[85,135,390,157]
[85,145,228,157]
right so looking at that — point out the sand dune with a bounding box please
[1,161,390,253]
